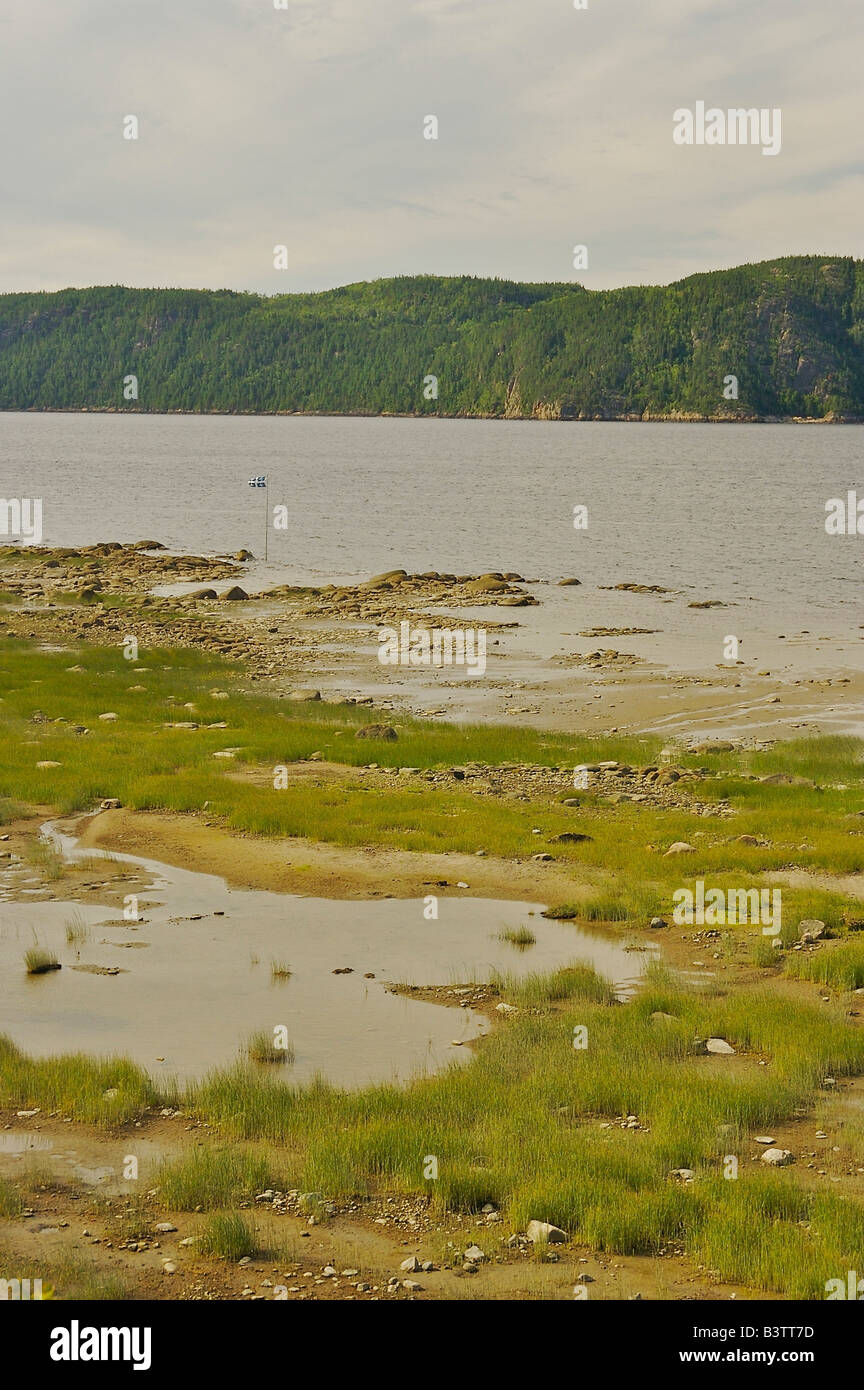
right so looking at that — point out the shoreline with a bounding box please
[4,406,864,424]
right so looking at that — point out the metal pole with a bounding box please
[264,481,269,562]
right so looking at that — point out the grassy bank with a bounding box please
[3,964,864,1297]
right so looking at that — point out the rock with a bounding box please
[100,798,122,810]
[364,569,408,589]
[651,1011,677,1024]
[526,1220,567,1244]
[649,917,667,929]
[553,832,593,844]
[162,1262,177,1274]
[575,1272,594,1283]
[287,688,321,702]
[37,760,61,769]
[221,586,249,601]
[463,1245,486,1262]
[754,1136,775,1145]
[692,741,735,753]
[495,1002,518,1015]
[98,712,119,722]
[400,1256,421,1273]
[189,588,218,600]
[154,1222,177,1233]
[355,724,397,740]
[706,1038,735,1055]
[799,919,826,942]
[761,1148,794,1167]
[234,550,253,561]
[463,577,510,594]
[664,841,695,856]
[670,1168,696,1181]
[532,852,552,862]
[557,578,582,586]
[402,1279,423,1292]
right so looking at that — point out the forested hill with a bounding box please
[2,256,864,420]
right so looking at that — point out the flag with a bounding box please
[248,475,267,488]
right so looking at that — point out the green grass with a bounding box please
[176,963,864,1299]
[0,1178,23,1218]
[24,948,60,974]
[499,926,536,948]
[197,1211,258,1261]
[24,838,65,881]
[0,1033,161,1126]
[245,1030,294,1064]
[1,638,860,888]
[270,960,292,980]
[156,1147,273,1210]
[786,939,864,992]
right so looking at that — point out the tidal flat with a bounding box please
[0,544,863,1301]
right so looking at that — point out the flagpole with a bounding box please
[264,480,269,562]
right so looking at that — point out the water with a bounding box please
[0,822,654,1087]
[2,413,862,677]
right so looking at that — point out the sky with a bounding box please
[1,0,863,295]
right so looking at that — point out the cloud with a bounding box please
[1,0,862,293]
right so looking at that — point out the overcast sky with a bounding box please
[1,0,862,295]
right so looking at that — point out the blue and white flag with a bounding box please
[248,475,267,488]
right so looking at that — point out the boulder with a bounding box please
[364,570,408,589]
[761,1148,794,1167]
[355,724,397,741]
[706,1038,735,1055]
[526,1219,567,1244]
[799,919,826,942]
[221,586,249,601]
[664,841,695,856]
[286,688,321,702]
[557,577,582,586]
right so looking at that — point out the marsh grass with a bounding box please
[0,1033,160,1125]
[179,962,864,1298]
[24,947,60,974]
[198,1211,258,1261]
[156,1148,274,1210]
[0,1178,23,1217]
[24,838,66,882]
[64,911,89,946]
[246,1031,294,1064]
[499,926,536,948]
[786,940,864,992]
[270,960,292,980]
[1,640,859,882]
